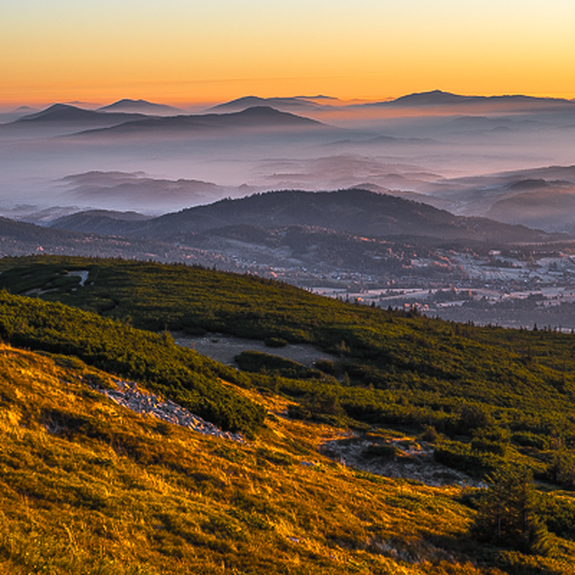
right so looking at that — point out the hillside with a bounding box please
[0,216,238,267]
[59,171,229,211]
[365,90,575,112]
[425,165,575,232]
[97,98,185,115]
[15,103,147,125]
[3,342,561,575]
[70,106,330,138]
[0,290,264,435]
[50,189,564,245]
[3,257,575,485]
[2,259,575,571]
[208,95,328,114]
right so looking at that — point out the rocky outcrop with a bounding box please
[97,379,244,442]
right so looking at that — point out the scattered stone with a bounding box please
[91,379,244,442]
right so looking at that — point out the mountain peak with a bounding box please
[16,103,96,122]
[392,90,466,105]
[207,96,328,114]
[98,99,184,115]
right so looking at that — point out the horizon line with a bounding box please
[2,89,575,111]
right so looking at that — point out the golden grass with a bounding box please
[0,343,573,574]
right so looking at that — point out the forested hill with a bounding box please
[50,189,564,244]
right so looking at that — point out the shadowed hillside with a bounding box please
[51,189,564,245]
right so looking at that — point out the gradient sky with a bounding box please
[2,0,575,106]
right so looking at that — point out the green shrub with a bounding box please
[264,337,287,348]
[512,432,551,451]
[434,440,504,477]
[235,350,323,380]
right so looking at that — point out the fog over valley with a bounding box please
[2,91,575,217]
[2,91,575,329]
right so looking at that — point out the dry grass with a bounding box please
[0,344,573,574]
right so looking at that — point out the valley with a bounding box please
[4,186,574,330]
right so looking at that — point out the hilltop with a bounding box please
[208,95,329,114]
[15,103,147,125]
[97,98,185,115]
[68,106,331,138]
[365,90,575,112]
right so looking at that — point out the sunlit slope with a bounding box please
[0,289,264,435]
[3,256,575,485]
[3,343,575,574]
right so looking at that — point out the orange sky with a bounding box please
[2,0,575,107]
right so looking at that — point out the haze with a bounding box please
[2,0,575,331]
[0,93,574,223]
[2,0,575,213]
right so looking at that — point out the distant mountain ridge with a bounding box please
[9,103,330,140]
[52,170,240,215]
[70,106,329,138]
[425,164,575,232]
[365,89,575,111]
[208,96,329,114]
[14,103,149,125]
[62,171,224,201]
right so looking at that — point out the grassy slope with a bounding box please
[2,343,575,574]
[0,290,264,436]
[1,257,574,441]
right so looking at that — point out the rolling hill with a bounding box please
[365,90,575,112]
[50,189,567,245]
[70,106,331,138]
[97,98,185,115]
[208,95,329,114]
[426,165,575,231]
[59,171,231,211]
[0,216,237,267]
[15,103,148,125]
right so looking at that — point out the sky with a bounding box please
[2,0,575,106]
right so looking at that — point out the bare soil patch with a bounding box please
[173,331,335,368]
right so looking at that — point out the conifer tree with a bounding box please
[474,465,553,555]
